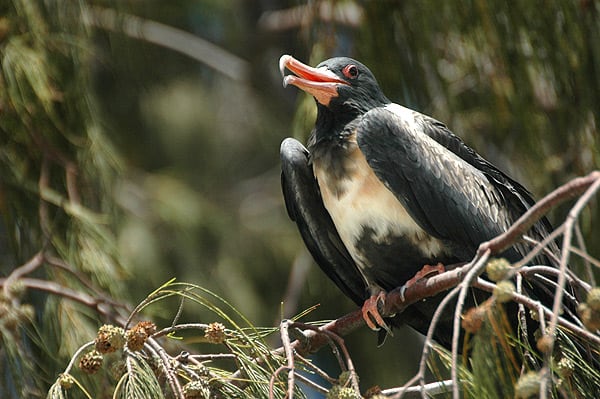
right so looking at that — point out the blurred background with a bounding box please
[1,0,599,397]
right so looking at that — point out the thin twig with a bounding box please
[145,338,185,399]
[480,171,600,256]
[188,353,237,362]
[153,323,211,338]
[282,320,296,399]
[472,279,600,346]
[569,245,600,274]
[515,273,535,370]
[292,371,330,395]
[45,254,131,311]
[0,277,125,323]
[294,352,338,384]
[268,365,289,398]
[519,265,585,291]
[289,321,360,394]
[2,251,45,300]
[522,234,560,264]
[451,250,490,399]
[383,379,455,398]
[541,174,600,395]
[574,224,596,286]
[416,285,463,399]
[63,341,96,374]
[519,228,564,268]
[84,6,249,82]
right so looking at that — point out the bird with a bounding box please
[278,54,571,349]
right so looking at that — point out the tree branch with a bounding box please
[2,251,45,299]
[269,172,600,397]
[84,7,249,82]
[0,277,127,324]
[479,171,600,256]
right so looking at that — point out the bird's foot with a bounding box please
[397,263,446,302]
[405,263,446,289]
[362,291,392,335]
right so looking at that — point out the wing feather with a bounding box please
[280,138,366,305]
[355,106,545,261]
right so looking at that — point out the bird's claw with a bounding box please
[398,284,407,302]
[404,263,446,289]
[362,292,393,335]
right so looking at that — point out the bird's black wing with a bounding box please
[356,106,538,261]
[280,138,367,305]
[418,115,556,253]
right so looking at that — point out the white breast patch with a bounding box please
[313,134,446,276]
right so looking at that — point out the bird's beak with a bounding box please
[279,54,349,106]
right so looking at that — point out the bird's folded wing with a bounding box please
[356,106,521,260]
[280,138,367,305]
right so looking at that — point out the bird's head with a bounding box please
[280,55,389,116]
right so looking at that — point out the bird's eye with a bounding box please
[342,64,359,79]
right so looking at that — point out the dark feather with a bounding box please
[356,106,555,263]
[280,138,367,305]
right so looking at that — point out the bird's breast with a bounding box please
[312,133,447,280]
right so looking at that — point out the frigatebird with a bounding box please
[278,55,567,348]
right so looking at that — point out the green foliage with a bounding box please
[46,281,298,399]
[357,0,600,258]
[1,1,127,397]
[430,302,600,399]
[1,0,599,398]
[115,354,164,399]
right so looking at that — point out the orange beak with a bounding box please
[279,54,349,106]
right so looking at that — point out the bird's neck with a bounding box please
[311,104,360,148]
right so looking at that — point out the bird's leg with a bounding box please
[362,289,392,334]
[362,264,445,332]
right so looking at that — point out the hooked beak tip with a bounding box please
[279,54,291,78]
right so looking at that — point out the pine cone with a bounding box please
[79,350,103,374]
[95,324,126,353]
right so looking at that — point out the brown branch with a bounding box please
[293,261,472,356]
[45,255,131,312]
[278,172,600,398]
[472,278,600,345]
[574,224,597,286]
[152,323,210,339]
[289,321,360,394]
[270,320,296,399]
[268,317,363,397]
[294,352,338,385]
[450,250,491,399]
[233,173,600,396]
[145,338,185,399]
[2,251,45,299]
[383,380,455,398]
[0,277,126,324]
[268,365,290,399]
[258,2,364,31]
[479,171,600,256]
[0,277,96,306]
[85,7,250,82]
[410,285,464,399]
[542,174,600,395]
